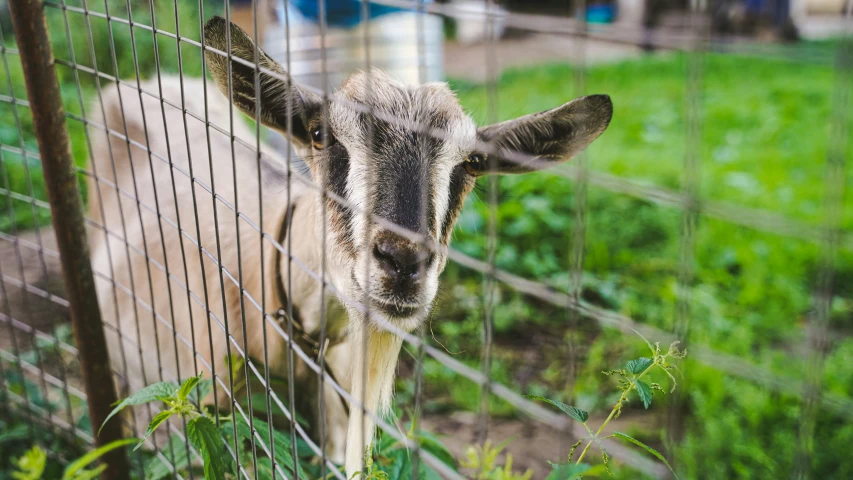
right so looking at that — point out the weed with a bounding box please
[11,440,136,480]
[460,439,532,480]
[100,370,461,479]
[528,334,687,478]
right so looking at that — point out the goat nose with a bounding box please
[373,240,432,280]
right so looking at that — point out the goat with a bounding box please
[88,16,612,477]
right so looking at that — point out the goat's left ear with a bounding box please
[475,94,613,175]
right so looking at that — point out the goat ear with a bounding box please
[475,94,612,175]
[203,16,320,146]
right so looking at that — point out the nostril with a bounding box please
[394,251,430,279]
[372,241,430,280]
[398,262,420,278]
[373,243,399,274]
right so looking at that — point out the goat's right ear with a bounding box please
[203,16,320,147]
[474,94,613,175]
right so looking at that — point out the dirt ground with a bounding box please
[422,411,571,476]
[422,409,662,477]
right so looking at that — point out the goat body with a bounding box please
[89,75,351,461]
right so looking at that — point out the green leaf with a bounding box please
[144,434,193,480]
[376,430,399,453]
[634,380,653,409]
[12,446,46,480]
[227,355,246,391]
[379,448,407,480]
[255,457,276,480]
[135,410,175,451]
[178,374,203,401]
[188,417,228,480]
[63,438,136,479]
[544,462,607,480]
[524,395,589,423]
[625,357,653,374]
[100,381,178,434]
[0,424,29,443]
[375,447,445,480]
[245,392,310,427]
[66,464,106,480]
[415,430,457,469]
[188,379,214,405]
[374,429,457,479]
[234,416,307,479]
[611,432,679,479]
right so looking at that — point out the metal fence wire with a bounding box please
[0,0,851,478]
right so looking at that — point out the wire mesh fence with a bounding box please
[0,0,851,478]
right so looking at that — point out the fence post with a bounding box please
[7,0,130,478]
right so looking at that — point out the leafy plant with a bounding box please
[460,439,532,480]
[1,370,90,478]
[11,439,135,480]
[106,371,310,480]
[354,448,389,480]
[91,360,462,480]
[11,446,46,480]
[367,421,460,479]
[528,336,687,478]
[101,373,233,477]
[544,463,606,480]
[62,438,137,480]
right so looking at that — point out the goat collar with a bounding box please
[273,203,312,348]
[273,202,349,416]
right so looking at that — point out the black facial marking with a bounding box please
[323,141,355,255]
[336,72,473,256]
[371,118,443,237]
[440,164,475,244]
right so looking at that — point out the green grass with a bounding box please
[400,46,853,479]
[396,46,853,477]
[2,13,852,477]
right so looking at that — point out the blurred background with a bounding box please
[1,0,851,478]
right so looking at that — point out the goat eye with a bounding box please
[463,153,486,176]
[310,127,335,150]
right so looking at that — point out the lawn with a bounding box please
[1,5,852,477]
[402,47,853,479]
